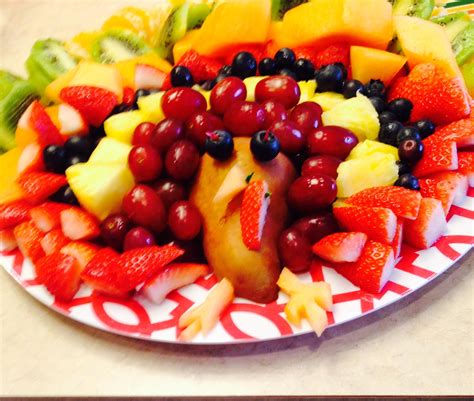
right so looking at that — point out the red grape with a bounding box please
[122,185,167,233]
[270,120,305,155]
[165,140,200,181]
[289,102,322,134]
[128,145,163,182]
[185,112,224,148]
[168,201,202,241]
[100,213,130,251]
[255,76,301,109]
[154,179,186,209]
[123,227,156,251]
[292,213,339,244]
[262,100,288,128]
[161,87,207,121]
[132,122,156,146]
[223,101,266,136]
[287,175,337,214]
[301,155,341,179]
[278,228,313,273]
[151,118,184,154]
[210,77,247,115]
[307,126,358,159]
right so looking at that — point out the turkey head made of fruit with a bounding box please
[190,137,297,303]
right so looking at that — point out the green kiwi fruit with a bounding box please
[432,12,471,42]
[187,2,213,30]
[155,3,189,61]
[391,0,435,19]
[460,61,474,96]
[0,71,20,102]
[91,29,151,64]
[271,0,308,20]
[452,21,474,66]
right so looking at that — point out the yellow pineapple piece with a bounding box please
[310,92,345,112]
[347,139,399,161]
[89,137,132,165]
[104,110,151,144]
[65,31,100,59]
[243,76,267,101]
[137,92,165,122]
[0,147,24,205]
[298,80,317,103]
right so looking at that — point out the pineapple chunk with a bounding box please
[336,153,399,198]
[89,137,132,164]
[347,139,399,161]
[66,162,135,221]
[197,89,211,110]
[104,110,150,144]
[137,92,165,123]
[310,92,345,111]
[298,80,317,103]
[322,93,380,141]
[243,76,267,101]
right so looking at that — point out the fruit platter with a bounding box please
[0,0,473,344]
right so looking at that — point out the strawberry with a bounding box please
[333,205,397,244]
[314,44,350,69]
[177,50,223,82]
[0,201,31,230]
[240,180,270,251]
[122,87,135,107]
[346,186,422,220]
[60,207,100,241]
[0,229,17,252]
[222,44,264,66]
[457,152,474,186]
[30,202,69,232]
[60,86,118,127]
[334,240,395,294]
[29,101,64,147]
[17,143,45,175]
[161,74,172,91]
[17,172,67,204]
[412,139,458,178]
[428,117,474,149]
[388,63,470,125]
[404,198,447,249]
[293,46,318,67]
[13,221,45,262]
[60,241,99,270]
[35,253,82,301]
[391,220,404,259]
[313,232,368,263]
[419,172,468,215]
[141,263,209,304]
[40,229,70,255]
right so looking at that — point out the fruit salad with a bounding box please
[0,0,473,340]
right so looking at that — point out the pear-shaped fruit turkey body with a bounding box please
[190,137,297,303]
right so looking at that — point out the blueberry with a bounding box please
[378,121,403,147]
[43,145,66,174]
[342,79,365,99]
[397,161,412,176]
[294,59,315,81]
[250,131,280,162]
[388,98,413,122]
[399,139,424,164]
[66,154,88,168]
[279,68,298,80]
[205,130,234,161]
[274,48,296,70]
[364,79,386,99]
[231,52,257,79]
[395,174,420,191]
[415,119,436,139]
[111,104,135,115]
[258,57,276,76]
[396,126,421,146]
[219,65,233,77]
[315,64,344,93]
[50,185,79,205]
[171,65,194,87]
[291,151,308,172]
[379,111,398,124]
[333,63,348,81]
[370,97,387,114]
[64,136,93,159]
[134,89,151,100]
[200,80,216,91]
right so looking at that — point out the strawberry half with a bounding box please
[40,229,70,255]
[60,86,118,127]
[313,44,350,69]
[412,139,458,178]
[0,229,17,252]
[428,117,474,149]
[60,241,99,270]
[13,221,45,262]
[333,205,397,244]
[404,198,447,249]
[391,220,404,259]
[141,263,209,304]
[17,143,45,176]
[346,186,422,220]
[457,152,474,186]
[30,202,69,232]
[29,101,64,147]
[122,87,135,107]
[177,50,223,82]
[0,200,31,230]
[240,180,270,251]
[334,240,395,294]
[35,253,82,301]
[60,207,100,241]
[388,63,470,125]
[17,172,67,205]
[313,232,368,263]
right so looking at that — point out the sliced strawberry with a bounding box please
[0,201,31,230]
[40,229,70,255]
[313,232,368,263]
[17,172,67,204]
[17,143,45,175]
[240,180,270,251]
[13,221,45,262]
[60,241,99,270]
[60,86,118,127]
[346,186,422,220]
[412,139,458,178]
[334,240,395,294]
[122,87,135,107]
[314,44,350,69]
[404,198,447,249]
[135,64,167,90]
[161,74,172,91]
[457,152,474,186]
[391,220,404,259]
[388,63,470,125]
[177,50,223,82]
[30,202,69,232]
[0,229,17,252]
[428,117,474,149]
[141,263,209,304]
[60,207,100,241]
[35,253,81,301]
[29,100,64,147]
[333,205,397,244]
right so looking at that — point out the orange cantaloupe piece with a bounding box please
[173,29,200,63]
[45,67,78,104]
[350,46,407,85]
[0,147,24,205]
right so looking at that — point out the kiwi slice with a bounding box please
[271,0,308,20]
[0,71,20,102]
[0,80,39,151]
[452,22,474,66]
[91,29,151,64]
[155,3,189,61]
[391,0,435,19]
[432,12,471,42]
[187,2,213,30]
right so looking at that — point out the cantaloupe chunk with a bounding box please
[44,67,78,104]
[350,46,407,85]
[173,30,200,63]
[0,147,24,205]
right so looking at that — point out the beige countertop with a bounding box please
[0,0,473,396]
